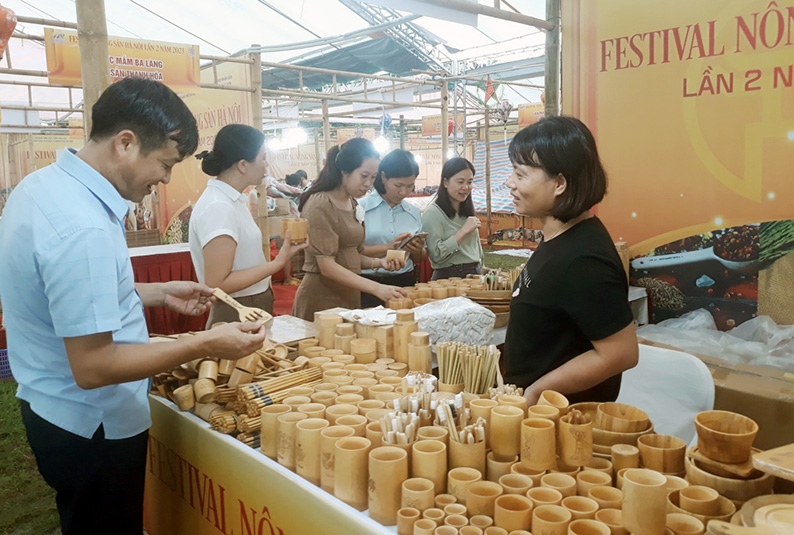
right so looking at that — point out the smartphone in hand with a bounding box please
[399,232,429,250]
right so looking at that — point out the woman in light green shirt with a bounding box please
[422,157,483,280]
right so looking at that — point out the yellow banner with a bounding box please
[517,103,544,128]
[336,128,376,145]
[421,113,465,137]
[562,0,794,253]
[0,133,83,192]
[44,29,199,92]
[145,396,390,535]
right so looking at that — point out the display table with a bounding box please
[130,243,208,335]
[144,395,396,535]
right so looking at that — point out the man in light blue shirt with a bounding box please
[359,149,427,307]
[0,79,266,535]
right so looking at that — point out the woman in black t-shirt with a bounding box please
[503,116,638,405]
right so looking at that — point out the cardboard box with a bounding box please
[269,198,291,216]
[640,339,794,450]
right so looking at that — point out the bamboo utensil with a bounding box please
[212,288,272,324]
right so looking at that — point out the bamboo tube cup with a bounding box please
[402,477,436,512]
[320,425,356,492]
[538,390,570,413]
[511,463,547,487]
[470,515,494,530]
[499,473,533,496]
[350,338,377,364]
[637,434,686,475]
[334,436,372,511]
[414,519,438,535]
[172,384,195,411]
[494,494,534,532]
[417,426,449,448]
[561,496,599,520]
[412,439,448,495]
[444,503,467,517]
[470,398,498,449]
[261,404,291,459]
[369,446,410,525]
[394,312,418,365]
[498,394,528,417]
[559,414,593,467]
[541,473,577,498]
[621,468,667,535]
[315,312,343,348]
[276,412,307,470]
[295,418,329,486]
[298,402,326,420]
[325,403,358,425]
[198,359,218,381]
[665,513,704,535]
[527,487,564,508]
[587,486,623,510]
[447,467,483,505]
[576,470,613,496]
[444,514,468,529]
[491,406,524,461]
[594,509,627,535]
[435,494,457,509]
[408,331,432,373]
[448,438,486,475]
[193,378,216,404]
[366,420,384,448]
[488,452,518,483]
[521,418,556,471]
[310,390,338,407]
[531,504,572,535]
[610,444,639,472]
[335,414,367,437]
[677,485,720,517]
[466,481,505,517]
[583,457,613,478]
[568,519,610,535]
[397,507,420,535]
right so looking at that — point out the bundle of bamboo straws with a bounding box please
[480,265,524,290]
[437,342,500,395]
[379,411,419,445]
[436,398,485,444]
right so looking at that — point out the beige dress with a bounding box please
[292,191,365,320]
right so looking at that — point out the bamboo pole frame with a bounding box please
[75,0,111,139]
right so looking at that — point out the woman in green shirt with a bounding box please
[422,157,484,280]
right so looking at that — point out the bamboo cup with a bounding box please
[541,473,577,498]
[594,509,627,535]
[511,463,546,487]
[466,481,505,517]
[665,513,705,535]
[218,357,236,375]
[276,412,307,470]
[388,362,409,377]
[583,458,614,478]
[336,322,355,336]
[460,527,484,535]
[198,359,219,381]
[397,507,420,535]
[315,312,343,348]
[261,404,291,459]
[334,334,356,354]
[521,418,557,471]
[369,446,410,525]
[357,399,386,416]
[299,338,320,355]
[351,338,377,364]
[499,473,533,496]
[568,519,611,535]
[551,461,582,477]
[295,418,329,486]
[423,509,445,524]
[402,477,436,512]
[561,496,599,520]
[307,354,330,366]
[194,402,225,422]
[333,354,356,366]
[394,311,418,365]
[677,485,720,516]
[286,386,315,397]
[366,408,391,423]
[614,468,630,491]
[532,505,572,535]
[173,384,195,411]
[414,519,438,535]
[538,390,570,413]
[664,475,689,493]
[610,444,639,472]
[494,494,534,532]
[417,426,450,448]
[485,527,508,535]
[436,526,458,535]
[637,434,686,474]
[334,436,372,511]
[335,393,364,406]
[283,217,308,244]
[498,394,529,417]
[576,470,613,496]
[621,468,668,535]
[313,381,339,392]
[408,331,432,373]
[528,404,561,424]
[448,438,487,475]
[488,452,518,483]
[335,414,367,437]
[491,406,524,461]
[587,486,623,510]
[413,439,448,495]
[322,349,345,359]
[470,515,494,530]
[298,402,326,420]
[325,403,358,425]
[193,378,216,404]
[559,413,593,467]
[347,363,369,372]
[283,395,312,412]
[435,494,457,508]
[527,487,564,508]
[366,420,384,448]
[310,390,338,407]
[373,325,394,360]
[444,503,468,517]
[320,425,356,492]
[447,467,483,505]
[470,398,497,448]
[444,514,469,529]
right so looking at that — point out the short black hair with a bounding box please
[294,169,308,180]
[373,149,419,194]
[285,173,302,187]
[509,116,607,222]
[435,157,475,219]
[195,123,264,176]
[90,78,198,159]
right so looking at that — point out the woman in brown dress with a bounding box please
[292,138,407,320]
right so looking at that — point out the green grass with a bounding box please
[0,381,60,535]
[482,248,528,271]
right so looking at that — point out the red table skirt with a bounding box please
[131,251,208,335]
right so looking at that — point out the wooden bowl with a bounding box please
[592,424,655,447]
[684,452,774,503]
[694,410,758,463]
[595,403,650,433]
[637,434,687,474]
[667,489,736,524]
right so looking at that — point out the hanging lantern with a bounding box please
[379,113,392,133]
[497,99,513,124]
[540,92,546,104]
[448,119,455,135]
[0,5,17,60]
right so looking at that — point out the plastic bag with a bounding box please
[413,297,495,346]
[637,309,794,373]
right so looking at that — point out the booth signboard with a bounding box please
[517,103,544,128]
[44,29,200,92]
[336,128,376,144]
[562,0,794,327]
[421,113,464,137]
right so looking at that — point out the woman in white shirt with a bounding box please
[190,124,307,327]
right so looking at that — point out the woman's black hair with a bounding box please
[508,115,607,222]
[435,157,476,219]
[294,169,308,180]
[90,78,198,158]
[298,137,380,211]
[285,173,302,187]
[373,149,419,194]
[194,123,265,176]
